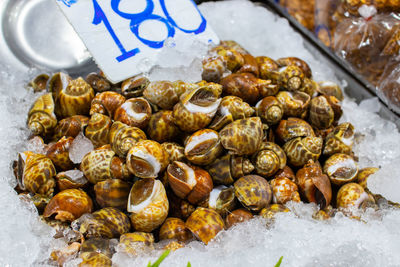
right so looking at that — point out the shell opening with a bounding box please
[184,88,221,114]
[169,162,197,188]
[129,150,161,178]
[327,158,357,180]
[185,131,219,156]
[127,179,156,213]
[208,185,226,209]
[122,101,148,121]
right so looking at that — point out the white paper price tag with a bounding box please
[55,0,219,83]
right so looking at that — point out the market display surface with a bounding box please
[2,1,400,266]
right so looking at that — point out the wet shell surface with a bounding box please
[253,142,286,177]
[85,113,112,147]
[27,93,57,136]
[323,122,355,156]
[275,117,315,143]
[323,153,359,185]
[184,129,223,165]
[224,209,254,229]
[46,136,74,171]
[43,189,93,222]
[207,154,254,185]
[159,217,192,242]
[220,117,263,156]
[256,96,284,126]
[94,179,131,210]
[234,175,272,212]
[114,98,152,129]
[127,179,169,232]
[185,207,224,244]
[126,140,169,178]
[270,177,301,204]
[336,183,370,210]
[147,110,181,143]
[283,136,323,167]
[89,91,126,118]
[108,121,146,158]
[80,148,117,184]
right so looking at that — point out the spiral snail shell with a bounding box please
[283,136,323,167]
[252,142,286,177]
[85,113,112,147]
[256,56,279,81]
[270,177,301,204]
[202,56,227,83]
[55,170,88,191]
[323,122,355,156]
[85,72,112,93]
[159,217,192,242]
[46,136,74,171]
[27,93,57,137]
[108,121,147,158]
[17,151,56,196]
[184,129,223,165]
[323,153,358,186]
[256,96,284,126]
[89,91,126,118]
[276,91,310,118]
[317,81,344,101]
[225,209,253,229]
[94,179,131,210]
[162,142,185,163]
[207,185,237,216]
[147,110,181,143]
[277,57,312,78]
[127,179,169,232]
[275,117,315,143]
[53,115,89,141]
[234,175,272,212]
[121,75,150,98]
[308,95,342,129]
[237,54,259,77]
[29,74,49,92]
[114,97,152,129]
[220,73,260,104]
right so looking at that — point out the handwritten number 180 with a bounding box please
[92,0,207,62]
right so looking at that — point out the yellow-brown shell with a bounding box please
[126,140,169,178]
[56,170,88,191]
[147,110,181,143]
[275,117,315,143]
[89,91,126,118]
[308,95,339,129]
[283,136,323,167]
[336,183,370,210]
[143,80,196,110]
[237,54,259,77]
[295,160,332,208]
[277,57,312,78]
[77,207,131,238]
[256,96,284,126]
[276,91,310,118]
[274,165,296,181]
[79,252,112,267]
[323,153,358,185]
[357,167,379,189]
[127,179,169,232]
[184,129,223,165]
[161,142,185,163]
[108,121,147,158]
[56,77,95,118]
[80,237,114,257]
[167,161,213,205]
[85,72,112,93]
[299,78,318,98]
[207,154,254,185]
[80,147,129,184]
[220,73,260,104]
[209,96,254,131]
[234,175,272,212]
[317,81,344,101]
[173,86,221,132]
[256,56,279,81]
[220,117,263,156]
[43,189,93,222]
[53,115,89,140]
[224,208,254,229]
[278,65,305,91]
[253,142,286,177]
[202,56,227,83]
[94,179,131,210]
[185,207,224,244]
[214,46,244,72]
[17,151,56,195]
[159,217,192,242]
[121,75,150,98]
[207,185,236,216]
[323,122,355,156]
[219,40,249,54]
[27,93,57,136]
[270,177,301,204]
[118,232,155,255]
[259,204,290,220]
[168,191,196,220]
[85,113,112,147]
[46,136,74,171]
[114,97,152,129]
[29,74,49,92]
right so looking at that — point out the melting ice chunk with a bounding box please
[68,132,94,164]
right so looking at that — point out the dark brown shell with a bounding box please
[121,75,150,98]
[220,117,263,156]
[234,175,272,212]
[220,73,260,104]
[185,207,224,244]
[237,54,259,77]
[308,95,337,129]
[43,189,93,222]
[147,110,181,143]
[167,161,213,205]
[225,209,253,229]
[94,179,131,209]
[114,97,152,129]
[295,160,332,208]
[46,136,74,171]
[86,72,112,93]
[256,56,280,81]
[207,154,254,185]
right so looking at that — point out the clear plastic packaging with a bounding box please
[377,56,400,113]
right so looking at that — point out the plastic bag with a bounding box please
[278,0,315,30]
[334,6,398,86]
[377,57,400,113]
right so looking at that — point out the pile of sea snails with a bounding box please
[15,40,392,266]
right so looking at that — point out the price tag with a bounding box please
[55,0,219,83]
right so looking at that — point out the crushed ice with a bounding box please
[0,0,400,266]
